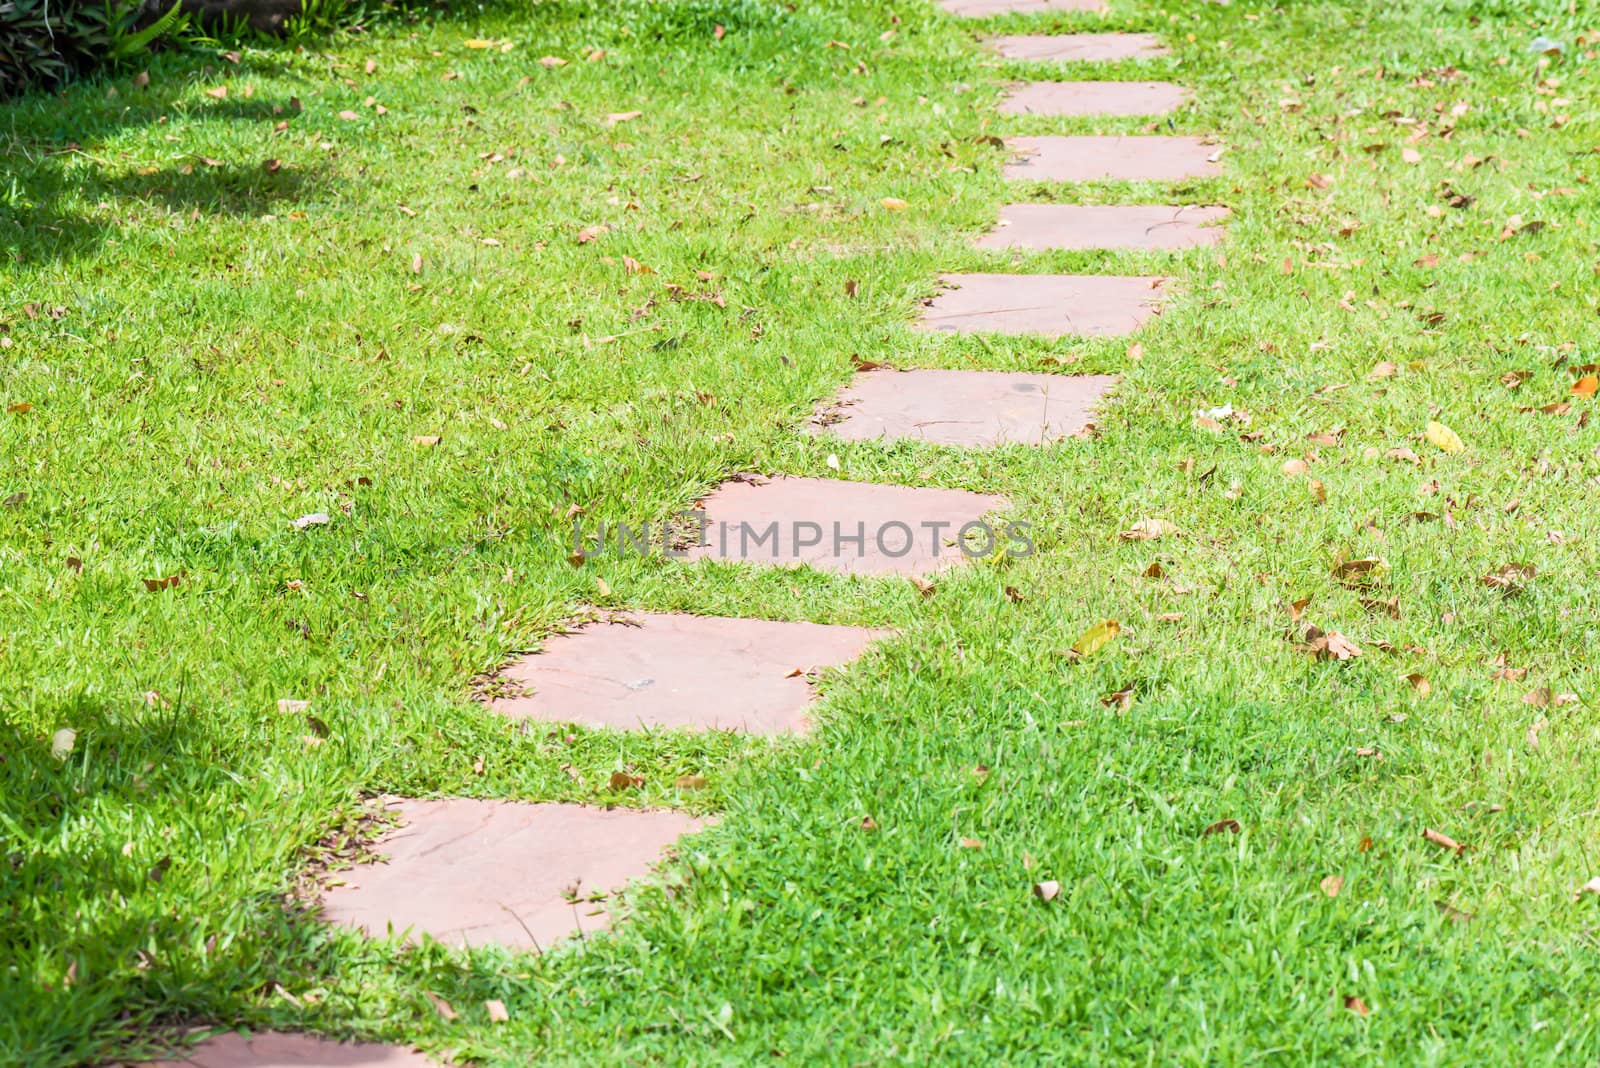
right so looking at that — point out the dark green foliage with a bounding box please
[0,0,192,97]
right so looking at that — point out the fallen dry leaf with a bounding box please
[484,999,509,1023]
[1300,626,1362,661]
[1344,995,1371,1016]
[425,992,458,1021]
[1332,558,1385,586]
[1422,827,1465,854]
[1068,619,1120,660]
[1120,518,1180,541]
[1320,874,1345,898]
[1202,818,1242,837]
[1425,420,1465,454]
[1032,880,1061,902]
[1481,562,1535,593]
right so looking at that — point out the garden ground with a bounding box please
[3,0,1600,1064]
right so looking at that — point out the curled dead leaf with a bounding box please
[1481,562,1535,593]
[1032,880,1061,902]
[1422,827,1465,854]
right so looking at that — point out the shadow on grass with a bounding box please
[0,706,385,1064]
[0,56,327,266]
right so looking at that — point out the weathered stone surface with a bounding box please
[146,1032,436,1067]
[941,0,1107,14]
[987,33,1169,62]
[687,476,1010,577]
[1004,136,1221,182]
[999,81,1189,117]
[918,273,1165,337]
[816,369,1115,447]
[976,204,1229,251]
[490,613,886,735]
[318,799,704,950]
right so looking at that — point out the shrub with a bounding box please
[0,0,190,98]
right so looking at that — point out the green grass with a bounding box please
[3,0,1600,1063]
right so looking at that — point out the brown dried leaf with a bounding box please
[1422,827,1465,854]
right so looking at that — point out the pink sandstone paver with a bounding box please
[489,612,887,735]
[976,204,1229,251]
[687,476,1009,577]
[318,799,704,950]
[918,273,1165,337]
[941,0,1107,14]
[148,1032,436,1067]
[1004,136,1221,182]
[815,369,1115,447]
[999,81,1190,117]
[987,33,1169,62]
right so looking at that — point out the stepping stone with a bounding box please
[941,0,1107,14]
[1004,136,1221,182]
[318,799,704,950]
[815,369,1115,447]
[988,33,1169,62]
[489,612,886,735]
[999,81,1189,117]
[687,476,1009,577]
[976,204,1229,251]
[918,273,1164,337]
[146,1032,436,1067]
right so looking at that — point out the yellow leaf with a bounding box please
[880,197,908,212]
[464,39,495,48]
[1425,420,1464,454]
[1070,619,1120,659]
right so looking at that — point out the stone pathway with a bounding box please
[919,273,1165,336]
[814,368,1115,446]
[987,33,1168,61]
[317,799,706,950]
[149,1032,436,1067]
[489,612,886,735]
[147,4,1228,1063]
[688,476,1009,576]
[1005,134,1221,181]
[977,204,1229,251]
[941,0,1107,15]
[999,81,1189,116]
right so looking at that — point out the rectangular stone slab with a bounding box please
[918,273,1165,337]
[687,476,1010,577]
[491,612,886,735]
[147,1033,437,1067]
[318,799,705,950]
[941,0,1107,14]
[816,369,1116,447]
[1000,82,1189,116]
[976,204,1229,251]
[987,33,1169,61]
[1004,136,1221,182]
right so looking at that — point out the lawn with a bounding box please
[3,0,1600,1063]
